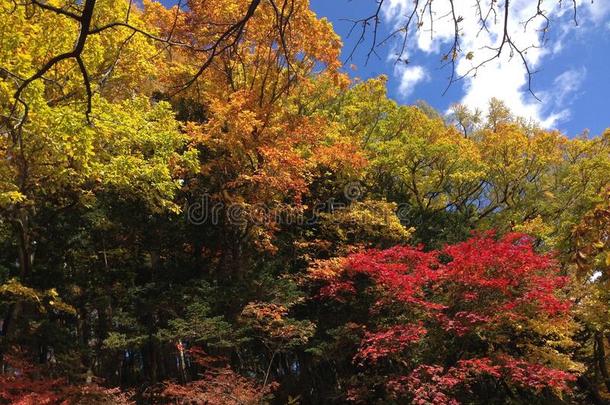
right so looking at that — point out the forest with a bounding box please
[0,0,609,403]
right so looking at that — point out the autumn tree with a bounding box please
[306,233,580,403]
[0,0,608,403]
[1,0,582,123]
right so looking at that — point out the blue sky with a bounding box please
[310,0,610,136]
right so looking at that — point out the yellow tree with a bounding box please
[0,0,195,345]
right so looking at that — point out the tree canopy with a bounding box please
[0,0,609,404]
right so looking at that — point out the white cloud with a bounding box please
[458,56,562,128]
[396,65,429,98]
[553,67,587,106]
[585,0,610,23]
[381,0,609,128]
[381,0,410,22]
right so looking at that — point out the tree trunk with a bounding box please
[578,374,609,405]
[16,211,32,279]
[595,332,610,392]
[1,210,33,367]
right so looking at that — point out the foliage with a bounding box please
[0,0,608,403]
[307,233,580,403]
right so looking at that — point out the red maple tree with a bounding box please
[309,232,577,403]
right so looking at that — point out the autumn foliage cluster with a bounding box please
[0,0,609,404]
[309,233,578,403]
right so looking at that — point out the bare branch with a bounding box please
[29,0,80,20]
[75,56,92,120]
[10,0,96,127]
[345,0,580,100]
